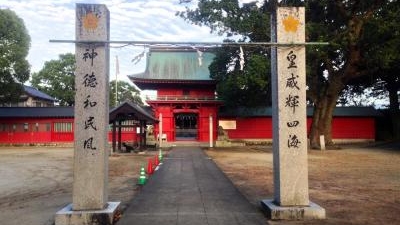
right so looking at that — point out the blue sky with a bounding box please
[0,0,255,83]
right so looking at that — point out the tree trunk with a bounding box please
[309,97,338,149]
[309,78,343,149]
[308,1,384,148]
[388,85,400,139]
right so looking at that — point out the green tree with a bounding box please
[109,80,143,108]
[178,1,272,108]
[306,0,388,148]
[180,0,389,148]
[31,53,75,106]
[31,53,143,108]
[209,45,271,107]
[363,1,400,139]
[0,9,31,104]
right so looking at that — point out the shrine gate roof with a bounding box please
[129,47,215,82]
[109,101,157,123]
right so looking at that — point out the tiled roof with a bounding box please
[219,106,381,117]
[0,103,157,123]
[331,106,382,116]
[24,86,56,102]
[129,47,216,81]
[109,101,158,123]
[0,106,380,120]
[130,77,217,90]
[0,107,73,118]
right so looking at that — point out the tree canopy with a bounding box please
[0,9,31,104]
[179,0,396,146]
[363,1,400,138]
[31,53,75,106]
[178,1,272,107]
[208,44,271,107]
[31,53,143,108]
[109,80,143,108]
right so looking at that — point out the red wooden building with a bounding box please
[0,49,380,146]
[0,106,156,146]
[0,107,74,144]
[0,105,379,145]
[129,47,223,143]
[0,85,56,107]
[128,47,379,144]
[219,106,379,143]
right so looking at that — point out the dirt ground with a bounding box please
[0,147,154,225]
[205,143,400,225]
[0,144,399,225]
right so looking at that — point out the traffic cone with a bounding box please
[146,158,154,175]
[158,149,163,162]
[137,165,147,185]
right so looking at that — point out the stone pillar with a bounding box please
[261,7,325,220]
[209,114,213,148]
[55,4,119,225]
[320,135,326,151]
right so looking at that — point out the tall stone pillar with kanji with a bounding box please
[55,4,120,225]
[261,7,325,220]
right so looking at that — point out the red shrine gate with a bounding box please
[129,47,222,142]
[147,93,221,142]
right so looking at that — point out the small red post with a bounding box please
[146,158,153,175]
[154,154,159,167]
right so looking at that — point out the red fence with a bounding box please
[221,117,375,140]
[0,131,138,145]
[0,118,138,145]
[0,115,376,145]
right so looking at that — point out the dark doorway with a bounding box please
[175,113,198,140]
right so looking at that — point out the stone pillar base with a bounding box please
[261,199,325,220]
[55,202,120,225]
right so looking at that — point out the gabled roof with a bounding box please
[129,78,217,90]
[331,106,382,117]
[24,86,56,102]
[109,101,158,123]
[0,107,73,118]
[219,106,381,117]
[0,103,158,123]
[129,47,216,87]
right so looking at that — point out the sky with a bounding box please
[1,0,259,85]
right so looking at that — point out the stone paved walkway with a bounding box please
[118,146,266,225]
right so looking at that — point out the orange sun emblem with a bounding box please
[282,15,300,33]
[82,12,99,31]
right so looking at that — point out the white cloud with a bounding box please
[1,0,224,84]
